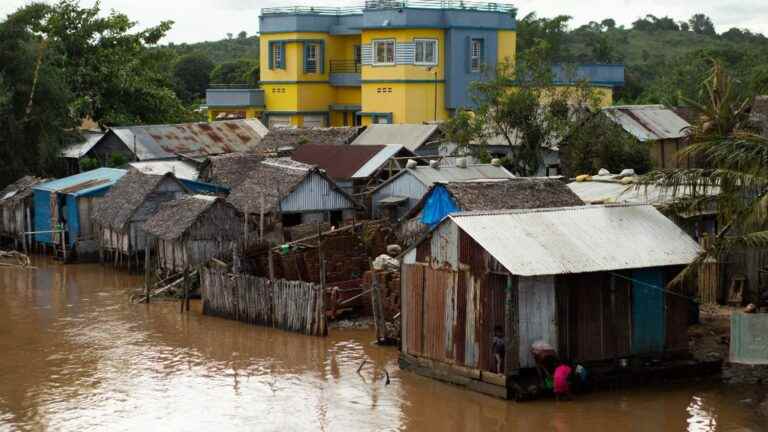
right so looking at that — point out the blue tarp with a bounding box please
[180,179,230,195]
[421,185,458,227]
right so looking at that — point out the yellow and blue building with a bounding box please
[207,1,624,127]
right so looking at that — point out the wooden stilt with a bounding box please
[144,243,151,304]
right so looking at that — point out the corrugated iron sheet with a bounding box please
[34,168,127,197]
[409,165,515,186]
[351,145,405,179]
[279,171,356,212]
[110,118,269,160]
[290,144,385,180]
[517,276,557,368]
[128,160,200,180]
[450,205,700,276]
[730,312,768,365]
[602,105,691,141]
[61,131,105,158]
[567,180,719,208]
[351,124,439,152]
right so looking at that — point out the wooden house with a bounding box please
[93,171,189,259]
[143,195,243,272]
[399,204,700,399]
[32,168,127,257]
[226,158,359,242]
[370,160,514,219]
[0,176,49,248]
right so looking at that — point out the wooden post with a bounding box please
[504,275,520,374]
[318,223,327,336]
[186,268,192,312]
[243,204,249,250]
[25,207,32,253]
[144,242,151,304]
[371,269,386,343]
[61,226,67,263]
[268,249,275,281]
[181,269,188,313]
[259,194,265,243]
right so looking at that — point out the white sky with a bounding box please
[1,0,767,44]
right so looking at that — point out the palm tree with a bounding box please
[638,61,768,284]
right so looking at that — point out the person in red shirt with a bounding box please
[553,362,573,401]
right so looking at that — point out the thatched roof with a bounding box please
[407,178,584,220]
[198,153,264,188]
[93,171,185,230]
[226,158,314,215]
[751,95,768,137]
[260,126,363,151]
[0,176,49,207]
[143,195,222,240]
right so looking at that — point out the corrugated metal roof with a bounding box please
[409,164,514,185]
[60,131,105,158]
[128,160,200,180]
[352,145,407,179]
[351,124,440,152]
[567,179,719,208]
[110,118,269,160]
[290,144,386,179]
[450,204,700,276]
[602,105,691,141]
[34,168,127,197]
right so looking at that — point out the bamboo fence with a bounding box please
[201,268,327,336]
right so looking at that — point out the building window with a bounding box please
[374,40,395,65]
[271,42,283,69]
[470,38,483,72]
[414,39,438,65]
[305,43,319,73]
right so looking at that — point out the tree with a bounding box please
[210,59,260,87]
[689,14,716,36]
[226,32,233,40]
[637,62,768,291]
[173,52,214,102]
[679,22,690,32]
[516,13,572,60]
[600,18,616,30]
[238,31,247,40]
[0,1,192,187]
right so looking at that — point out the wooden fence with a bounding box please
[201,268,327,336]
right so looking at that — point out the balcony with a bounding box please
[206,85,265,108]
[329,60,362,87]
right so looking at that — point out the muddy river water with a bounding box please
[0,257,765,431]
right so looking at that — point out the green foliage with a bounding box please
[107,153,128,168]
[689,14,716,36]
[562,115,651,176]
[78,156,99,171]
[210,59,260,87]
[160,35,260,64]
[516,12,572,60]
[0,0,192,188]
[173,52,214,102]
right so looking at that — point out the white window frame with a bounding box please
[306,43,319,73]
[414,38,438,66]
[470,39,483,72]
[272,43,282,69]
[373,39,395,66]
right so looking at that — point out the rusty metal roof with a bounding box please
[291,144,396,180]
[602,105,691,141]
[449,204,700,276]
[109,118,269,160]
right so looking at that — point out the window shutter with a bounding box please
[303,42,310,73]
[465,36,472,74]
[268,41,275,70]
[319,42,325,74]
[279,42,286,69]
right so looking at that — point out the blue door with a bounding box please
[632,269,666,354]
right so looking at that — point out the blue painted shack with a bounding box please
[32,168,127,255]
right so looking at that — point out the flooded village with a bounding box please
[2,0,768,430]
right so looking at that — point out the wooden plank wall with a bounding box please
[201,268,327,336]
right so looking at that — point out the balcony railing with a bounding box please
[262,0,516,15]
[330,60,362,74]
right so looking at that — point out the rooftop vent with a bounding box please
[405,159,418,169]
[490,158,502,167]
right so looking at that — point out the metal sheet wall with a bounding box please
[371,173,427,218]
[280,172,355,213]
[631,269,666,354]
[517,276,557,368]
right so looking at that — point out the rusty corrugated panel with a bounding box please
[484,274,507,371]
[431,221,458,269]
[605,275,632,358]
[464,273,479,368]
[444,271,455,360]
[665,267,690,352]
[454,272,467,366]
[459,228,486,278]
[424,268,447,361]
[406,264,424,356]
[416,236,430,263]
[290,144,386,180]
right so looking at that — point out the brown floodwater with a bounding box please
[0,257,766,432]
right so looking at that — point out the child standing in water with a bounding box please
[553,362,572,401]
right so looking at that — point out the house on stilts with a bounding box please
[0,176,49,250]
[93,171,190,262]
[400,204,701,399]
[32,168,127,259]
[143,195,243,273]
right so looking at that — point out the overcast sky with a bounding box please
[2,0,767,44]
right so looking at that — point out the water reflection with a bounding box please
[0,258,764,431]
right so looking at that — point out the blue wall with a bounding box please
[445,28,498,109]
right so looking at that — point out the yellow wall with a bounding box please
[260,32,333,82]
[335,87,361,105]
[497,30,517,64]
[361,82,448,124]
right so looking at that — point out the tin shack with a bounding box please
[93,171,189,260]
[400,204,700,399]
[143,195,243,273]
[32,168,127,257]
[0,176,49,249]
